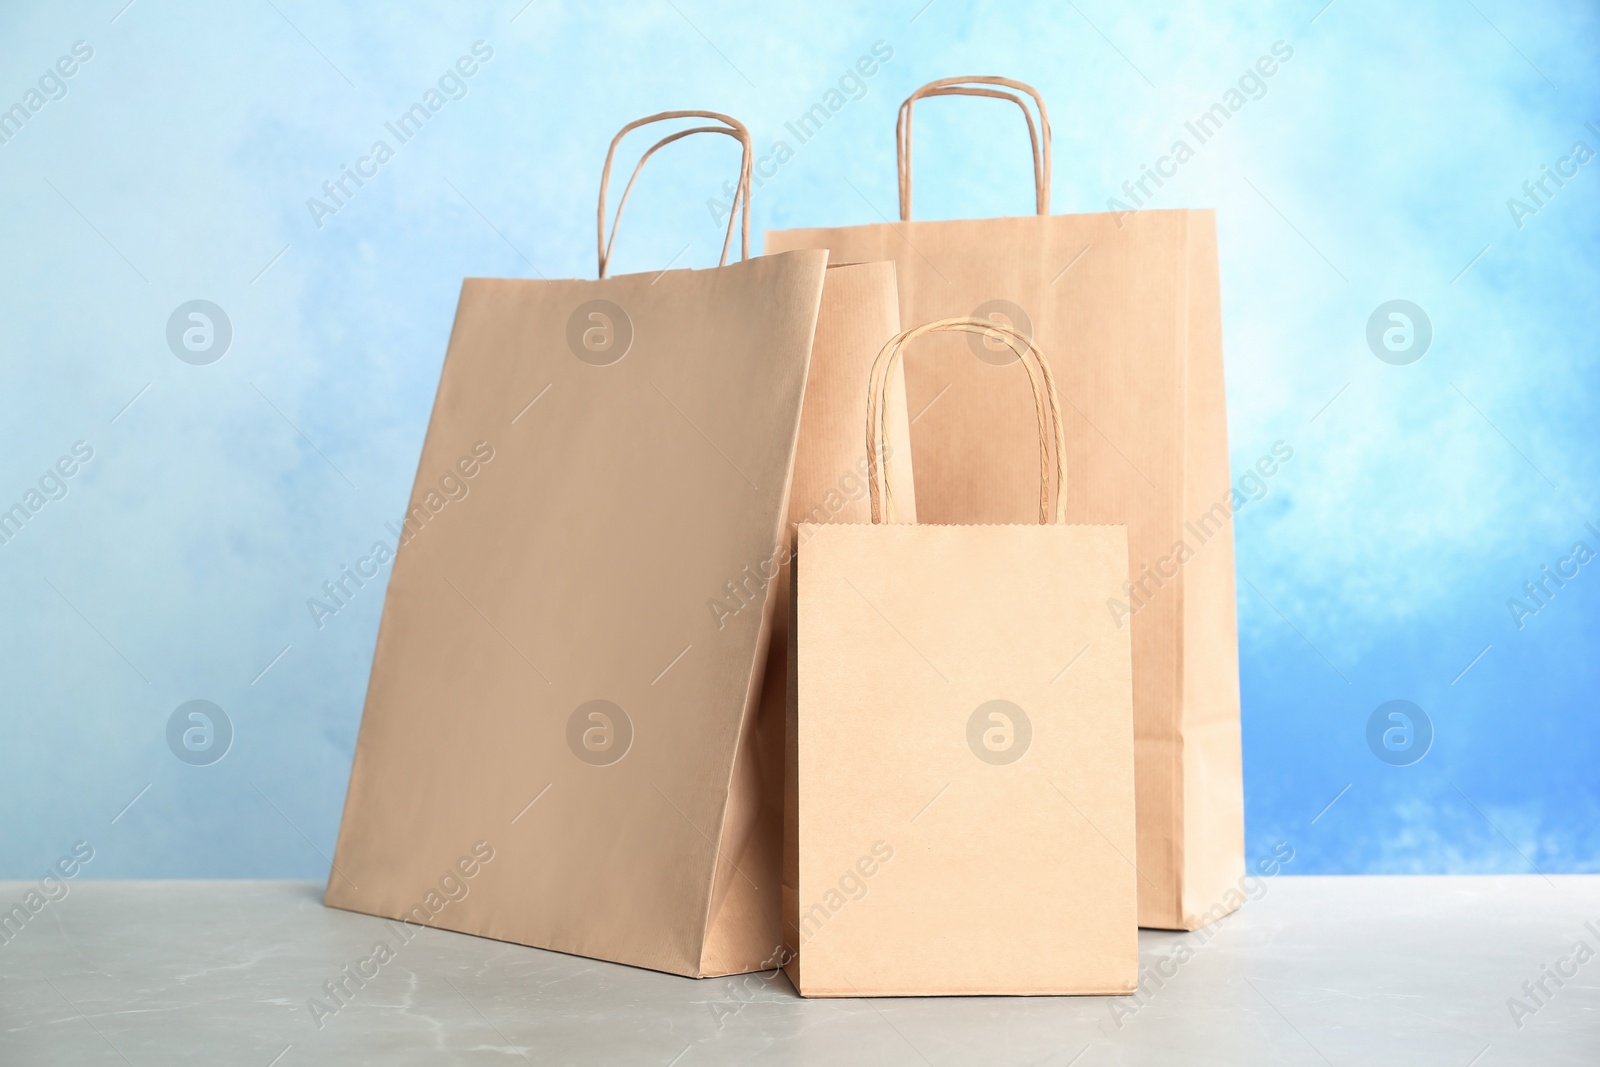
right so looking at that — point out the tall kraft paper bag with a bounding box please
[325,112,832,977]
[789,318,1137,996]
[767,77,1243,930]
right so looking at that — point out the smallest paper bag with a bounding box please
[787,318,1139,997]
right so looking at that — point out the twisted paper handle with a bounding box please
[597,111,752,278]
[865,318,1067,525]
[896,76,1052,221]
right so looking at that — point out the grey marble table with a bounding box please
[0,876,1595,1065]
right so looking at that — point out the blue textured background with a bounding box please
[1,0,1595,879]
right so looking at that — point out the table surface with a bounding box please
[0,875,1595,1065]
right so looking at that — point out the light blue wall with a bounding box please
[0,1,1594,878]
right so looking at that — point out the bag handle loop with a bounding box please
[896,77,1051,221]
[597,111,752,278]
[865,318,1066,525]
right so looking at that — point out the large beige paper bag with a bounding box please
[788,318,1138,997]
[326,112,830,978]
[768,77,1243,930]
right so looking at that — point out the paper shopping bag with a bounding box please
[768,77,1243,930]
[787,318,1138,997]
[325,112,830,978]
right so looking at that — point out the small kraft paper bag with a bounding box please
[788,318,1138,997]
[326,112,831,978]
[768,77,1242,930]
